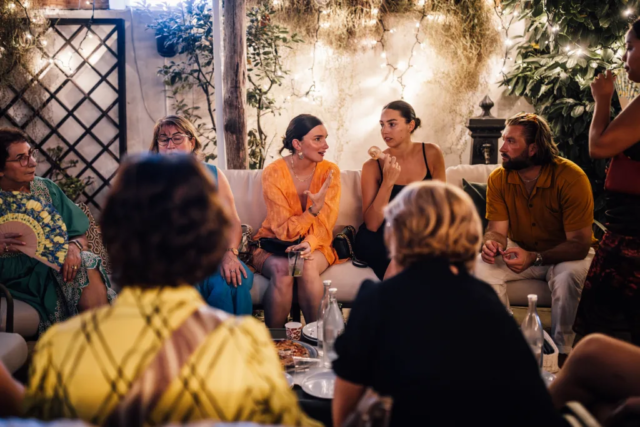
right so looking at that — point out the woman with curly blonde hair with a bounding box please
[332,181,566,427]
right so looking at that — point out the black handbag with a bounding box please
[256,236,303,256]
[332,225,368,268]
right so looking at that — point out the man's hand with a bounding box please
[481,240,505,264]
[502,247,536,273]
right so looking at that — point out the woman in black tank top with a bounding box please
[355,101,445,279]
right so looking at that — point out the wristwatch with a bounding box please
[533,252,544,267]
[227,248,239,256]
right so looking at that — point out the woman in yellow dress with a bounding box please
[0,154,320,427]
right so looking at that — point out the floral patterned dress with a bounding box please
[0,177,116,335]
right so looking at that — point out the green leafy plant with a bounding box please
[143,1,300,168]
[43,147,94,202]
[142,0,217,161]
[501,0,637,218]
[246,3,302,169]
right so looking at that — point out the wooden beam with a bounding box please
[223,0,248,169]
[212,0,226,169]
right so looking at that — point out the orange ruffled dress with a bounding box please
[251,158,341,273]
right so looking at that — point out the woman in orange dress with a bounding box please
[252,114,341,327]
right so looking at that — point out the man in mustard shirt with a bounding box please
[475,113,596,356]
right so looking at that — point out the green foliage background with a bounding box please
[501,0,639,219]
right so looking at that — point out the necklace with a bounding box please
[518,172,540,183]
[289,156,316,183]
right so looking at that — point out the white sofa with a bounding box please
[227,164,552,308]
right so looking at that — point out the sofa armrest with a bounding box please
[0,283,14,334]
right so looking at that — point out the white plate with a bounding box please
[302,321,318,341]
[285,372,294,388]
[301,370,336,399]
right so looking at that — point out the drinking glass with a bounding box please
[288,250,304,277]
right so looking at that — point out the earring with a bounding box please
[298,151,304,160]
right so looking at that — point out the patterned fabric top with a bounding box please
[23,286,321,427]
[0,178,54,261]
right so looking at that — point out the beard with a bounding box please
[502,151,534,171]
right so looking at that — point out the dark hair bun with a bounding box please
[280,114,324,155]
[383,100,421,134]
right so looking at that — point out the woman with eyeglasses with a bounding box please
[149,116,254,315]
[0,128,115,335]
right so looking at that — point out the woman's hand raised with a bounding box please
[591,70,616,103]
[304,170,334,215]
[381,155,401,187]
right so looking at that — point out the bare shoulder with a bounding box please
[422,142,444,157]
[362,158,381,179]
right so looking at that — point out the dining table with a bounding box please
[270,328,333,427]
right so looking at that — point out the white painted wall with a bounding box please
[45,9,533,170]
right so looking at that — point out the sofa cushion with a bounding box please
[249,261,378,305]
[0,332,28,373]
[320,261,378,303]
[462,179,488,230]
[224,169,266,234]
[446,164,500,188]
[0,298,40,337]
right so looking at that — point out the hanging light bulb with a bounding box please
[380,52,386,58]
[25,33,33,39]
[505,39,514,47]
[624,8,634,17]
[23,0,29,7]
[371,8,379,16]
[417,0,425,6]
[8,2,15,9]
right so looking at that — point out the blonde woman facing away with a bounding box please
[332,181,566,427]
